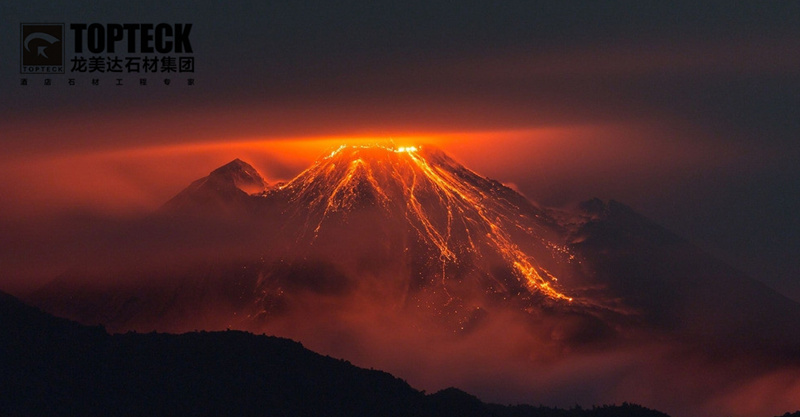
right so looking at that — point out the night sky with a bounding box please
[1,1,799,301]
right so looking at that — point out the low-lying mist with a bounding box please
[4,209,797,417]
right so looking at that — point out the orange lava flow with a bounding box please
[283,144,574,303]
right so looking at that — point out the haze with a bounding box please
[1,2,799,416]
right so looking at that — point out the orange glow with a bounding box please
[280,144,574,302]
[0,122,741,222]
[0,130,518,216]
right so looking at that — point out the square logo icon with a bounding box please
[21,23,65,74]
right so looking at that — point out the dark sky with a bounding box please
[1,1,799,300]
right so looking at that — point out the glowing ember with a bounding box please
[395,146,418,153]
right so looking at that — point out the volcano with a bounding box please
[27,144,800,417]
[42,145,624,333]
[32,144,800,346]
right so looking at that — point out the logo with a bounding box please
[18,21,197,87]
[21,23,64,74]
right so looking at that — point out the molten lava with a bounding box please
[280,144,574,303]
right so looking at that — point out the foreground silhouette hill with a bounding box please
[0,290,675,417]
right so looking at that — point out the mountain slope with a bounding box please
[161,158,268,216]
[276,145,574,301]
[570,199,800,354]
[253,145,619,335]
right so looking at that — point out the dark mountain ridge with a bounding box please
[571,198,800,356]
[1,290,674,417]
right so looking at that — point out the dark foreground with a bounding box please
[0,290,791,417]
